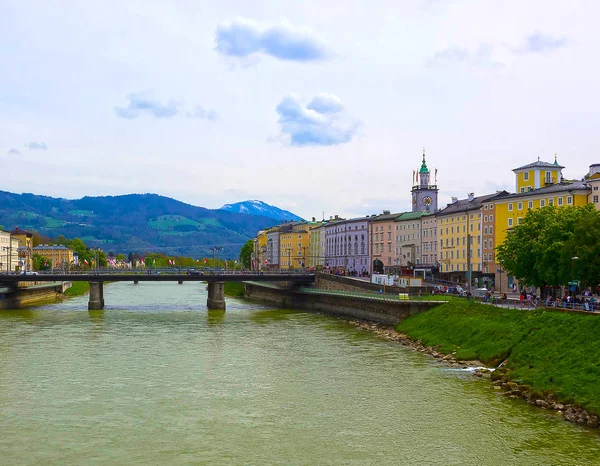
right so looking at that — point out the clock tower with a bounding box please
[411,149,439,213]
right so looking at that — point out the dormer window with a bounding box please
[524,172,529,181]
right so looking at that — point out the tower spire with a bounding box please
[554,153,558,165]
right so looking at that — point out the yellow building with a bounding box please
[494,158,590,290]
[32,244,75,270]
[10,227,33,271]
[253,230,268,270]
[436,192,508,288]
[279,223,310,270]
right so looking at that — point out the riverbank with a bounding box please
[62,281,90,297]
[371,299,600,428]
[224,282,245,297]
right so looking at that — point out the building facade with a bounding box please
[10,227,33,271]
[32,245,75,271]
[324,216,369,274]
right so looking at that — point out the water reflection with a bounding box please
[207,309,225,326]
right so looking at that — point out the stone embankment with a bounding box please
[350,320,600,431]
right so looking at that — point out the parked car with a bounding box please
[20,271,38,276]
[186,269,204,276]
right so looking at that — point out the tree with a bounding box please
[239,239,253,269]
[33,253,51,271]
[497,204,600,292]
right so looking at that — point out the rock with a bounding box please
[535,399,548,408]
[556,410,563,416]
[587,417,599,428]
[493,385,503,390]
[506,382,519,390]
[553,403,565,411]
[565,412,578,423]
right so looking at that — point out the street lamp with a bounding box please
[571,256,579,299]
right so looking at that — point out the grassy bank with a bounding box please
[397,300,600,415]
[63,281,90,297]
[224,282,245,297]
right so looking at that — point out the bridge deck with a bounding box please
[0,273,315,284]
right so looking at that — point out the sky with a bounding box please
[1,0,599,220]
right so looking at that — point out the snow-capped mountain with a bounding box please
[219,200,304,222]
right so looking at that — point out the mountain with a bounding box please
[0,191,279,258]
[220,200,303,222]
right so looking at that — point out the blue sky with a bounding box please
[1,0,598,220]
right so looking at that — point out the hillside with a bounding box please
[0,191,278,258]
[220,200,303,222]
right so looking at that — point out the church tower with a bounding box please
[411,149,439,213]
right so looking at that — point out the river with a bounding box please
[1,282,599,465]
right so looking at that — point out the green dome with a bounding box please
[419,150,429,173]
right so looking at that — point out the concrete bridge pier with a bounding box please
[88,281,105,310]
[207,282,226,310]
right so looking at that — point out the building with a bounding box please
[324,215,370,274]
[32,245,75,271]
[278,222,310,270]
[411,149,439,213]
[369,211,401,274]
[0,229,19,273]
[394,211,436,277]
[585,164,600,209]
[493,157,590,291]
[10,227,33,271]
[436,191,509,288]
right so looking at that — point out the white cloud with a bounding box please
[275,94,359,146]
[215,18,329,62]
[25,142,48,150]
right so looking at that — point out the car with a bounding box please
[186,269,203,276]
[20,270,38,276]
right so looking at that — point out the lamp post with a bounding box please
[571,256,579,301]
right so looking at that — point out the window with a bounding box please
[595,186,599,191]
[489,215,493,221]
[546,171,552,183]
[549,198,554,206]
[567,196,573,205]
[540,199,546,207]
[484,216,488,222]
[594,195,599,203]
[517,217,522,225]
[508,203,513,211]
[508,218,513,227]
[528,201,533,209]
[520,187,525,193]
[517,202,523,210]
[558,197,563,206]
[524,172,529,181]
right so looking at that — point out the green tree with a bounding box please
[239,239,253,269]
[33,253,51,271]
[497,204,600,291]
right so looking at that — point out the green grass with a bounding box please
[63,281,90,297]
[43,216,66,228]
[397,301,600,415]
[224,282,245,297]
[148,215,201,230]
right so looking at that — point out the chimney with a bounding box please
[468,193,475,202]
[334,215,339,220]
[312,217,315,222]
[451,197,458,204]
[330,216,333,220]
[383,210,390,215]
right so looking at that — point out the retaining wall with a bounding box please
[244,283,440,326]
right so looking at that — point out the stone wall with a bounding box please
[244,283,439,326]
[315,273,425,295]
[0,282,71,309]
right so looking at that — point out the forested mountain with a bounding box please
[0,191,279,258]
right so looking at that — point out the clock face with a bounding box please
[423,196,432,206]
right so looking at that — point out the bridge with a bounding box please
[0,272,315,310]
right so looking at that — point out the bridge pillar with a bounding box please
[134,280,138,285]
[88,281,105,310]
[207,282,226,310]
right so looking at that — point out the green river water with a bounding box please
[1,282,600,465]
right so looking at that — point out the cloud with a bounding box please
[186,105,219,121]
[275,93,359,147]
[7,148,21,155]
[114,91,179,119]
[215,18,329,62]
[514,32,567,54]
[429,44,502,68]
[25,142,48,150]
